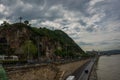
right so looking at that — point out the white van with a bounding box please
[66,76,75,80]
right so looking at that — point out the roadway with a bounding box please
[77,58,96,80]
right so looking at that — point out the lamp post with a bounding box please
[27,41,30,62]
[36,36,41,62]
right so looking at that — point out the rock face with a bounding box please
[0,23,85,60]
[0,24,30,49]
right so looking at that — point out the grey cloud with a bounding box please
[60,20,70,25]
[0,0,120,51]
[0,0,48,22]
[0,14,4,19]
[86,27,94,32]
[79,20,87,26]
[99,42,110,45]
[0,0,17,6]
[79,42,94,46]
[85,25,97,32]
[74,27,81,32]
[21,0,45,5]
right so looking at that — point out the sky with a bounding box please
[0,0,120,51]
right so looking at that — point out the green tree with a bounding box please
[22,40,37,59]
[1,21,10,27]
[24,20,29,25]
[54,49,62,57]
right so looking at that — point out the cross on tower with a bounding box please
[19,16,22,23]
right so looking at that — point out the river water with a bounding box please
[97,54,120,80]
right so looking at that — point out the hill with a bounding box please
[101,50,120,55]
[0,22,85,61]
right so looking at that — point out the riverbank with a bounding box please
[89,57,99,80]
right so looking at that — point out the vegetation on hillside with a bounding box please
[0,21,86,61]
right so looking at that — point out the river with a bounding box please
[97,54,120,80]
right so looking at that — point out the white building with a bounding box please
[0,55,18,60]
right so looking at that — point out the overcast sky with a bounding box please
[0,0,120,51]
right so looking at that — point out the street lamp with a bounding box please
[36,36,41,62]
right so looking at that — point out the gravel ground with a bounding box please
[7,66,57,80]
[6,59,90,80]
[57,59,90,80]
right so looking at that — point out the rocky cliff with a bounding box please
[0,22,85,60]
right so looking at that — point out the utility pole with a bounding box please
[27,41,30,62]
[65,44,68,59]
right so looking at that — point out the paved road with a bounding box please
[78,58,95,80]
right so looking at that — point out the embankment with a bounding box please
[89,57,99,80]
[5,59,90,80]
